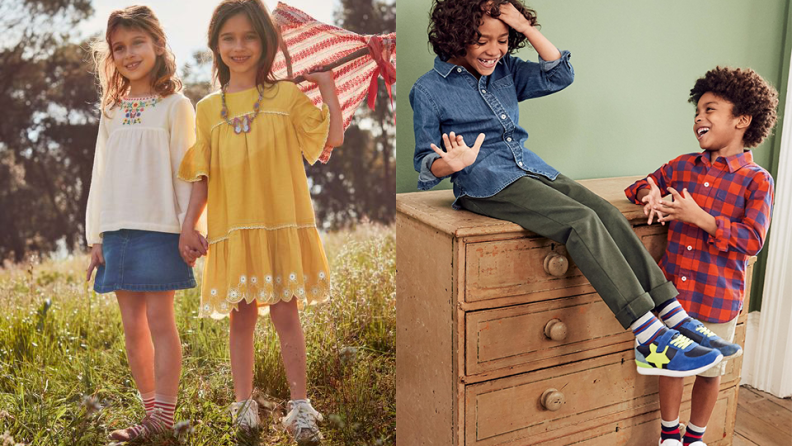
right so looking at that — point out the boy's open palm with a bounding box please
[430,132,485,173]
[641,177,666,225]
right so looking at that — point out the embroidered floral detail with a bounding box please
[121,96,159,125]
[198,272,331,318]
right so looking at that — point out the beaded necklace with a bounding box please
[220,85,264,134]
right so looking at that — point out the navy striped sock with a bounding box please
[661,418,681,442]
[683,422,706,445]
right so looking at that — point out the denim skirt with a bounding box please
[94,229,196,293]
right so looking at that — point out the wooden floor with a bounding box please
[734,385,792,445]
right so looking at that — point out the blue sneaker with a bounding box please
[675,317,742,359]
[635,328,722,377]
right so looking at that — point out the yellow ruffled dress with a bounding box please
[178,81,330,319]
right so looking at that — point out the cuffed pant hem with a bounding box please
[648,280,679,308]
[614,291,656,329]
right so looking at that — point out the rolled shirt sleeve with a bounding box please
[708,174,774,255]
[410,83,447,190]
[509,50,574,101]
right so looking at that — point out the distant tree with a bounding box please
[0,0,95,262]
[305,0,396,229]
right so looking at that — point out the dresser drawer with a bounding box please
[464,227,668,304]
[465,238,587,302]
[464,351,658,446]
[465,293,631,378]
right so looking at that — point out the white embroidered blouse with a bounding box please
[85,92,196,246]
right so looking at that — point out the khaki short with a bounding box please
[697,317,739,378]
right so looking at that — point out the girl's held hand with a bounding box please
[86,243,104,281]
[430,132,485,173]
[179,229,208,266]
[302,67,333,85]
[641,177,666,225]
[497,2,533,34]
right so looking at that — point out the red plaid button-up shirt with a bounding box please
[625,151,774,323]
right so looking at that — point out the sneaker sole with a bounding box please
[636,354,723,377]
[722,347,743,360]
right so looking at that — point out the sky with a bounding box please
[79,0,338,79]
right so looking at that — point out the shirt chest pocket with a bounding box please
[491,74,517,110]
[711,187,745,217]
[492,74,514,90]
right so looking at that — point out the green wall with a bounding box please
[395,0,790,310]
[396,0,788,190]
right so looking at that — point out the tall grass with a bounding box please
[0,223,395,445]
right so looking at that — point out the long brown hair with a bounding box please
[207,0,293,89]
[92,5,181,112]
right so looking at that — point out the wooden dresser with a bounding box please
[396,177,752,446]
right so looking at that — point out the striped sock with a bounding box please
[630,312,666,345]
[657,299,690,329]
[140,391,156,416]
[683,422,706,445]
[661,417,681,442]
[153,394,177,430]
[109,415,165,441]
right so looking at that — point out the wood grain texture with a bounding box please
[735,386,792,446]
[396,213,456,446]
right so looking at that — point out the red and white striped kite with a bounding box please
[272,2,396,163]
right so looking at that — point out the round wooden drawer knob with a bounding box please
[541,388,565,411]
[544,318,568,341]
[543,252,569,277]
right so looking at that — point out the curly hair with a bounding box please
[428,0,538,61]
[689,67,779,148]
[92,5,182,114]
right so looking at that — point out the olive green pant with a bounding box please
[458,174,678,329]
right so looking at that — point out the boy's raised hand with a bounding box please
[430,132,485,173]
[497,2,533,34]
[641,177,666,225]
[656,187,704,225]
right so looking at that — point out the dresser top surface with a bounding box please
[396,176,650,237]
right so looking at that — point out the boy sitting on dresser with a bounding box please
[625,66,778,446]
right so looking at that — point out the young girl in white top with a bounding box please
[85,5,196,441]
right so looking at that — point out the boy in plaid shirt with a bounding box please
[625,67,778,446]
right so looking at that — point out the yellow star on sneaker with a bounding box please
[646,343,671,368]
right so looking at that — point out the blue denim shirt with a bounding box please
[410,51,574,208]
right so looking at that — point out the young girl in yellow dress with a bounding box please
[177,0,343,443]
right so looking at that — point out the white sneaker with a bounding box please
[230,399,260,430]
[282,399,324,445]
[659,439,683,446]
[687,442,707,446]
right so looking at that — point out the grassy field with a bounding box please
[0,223,395,446]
